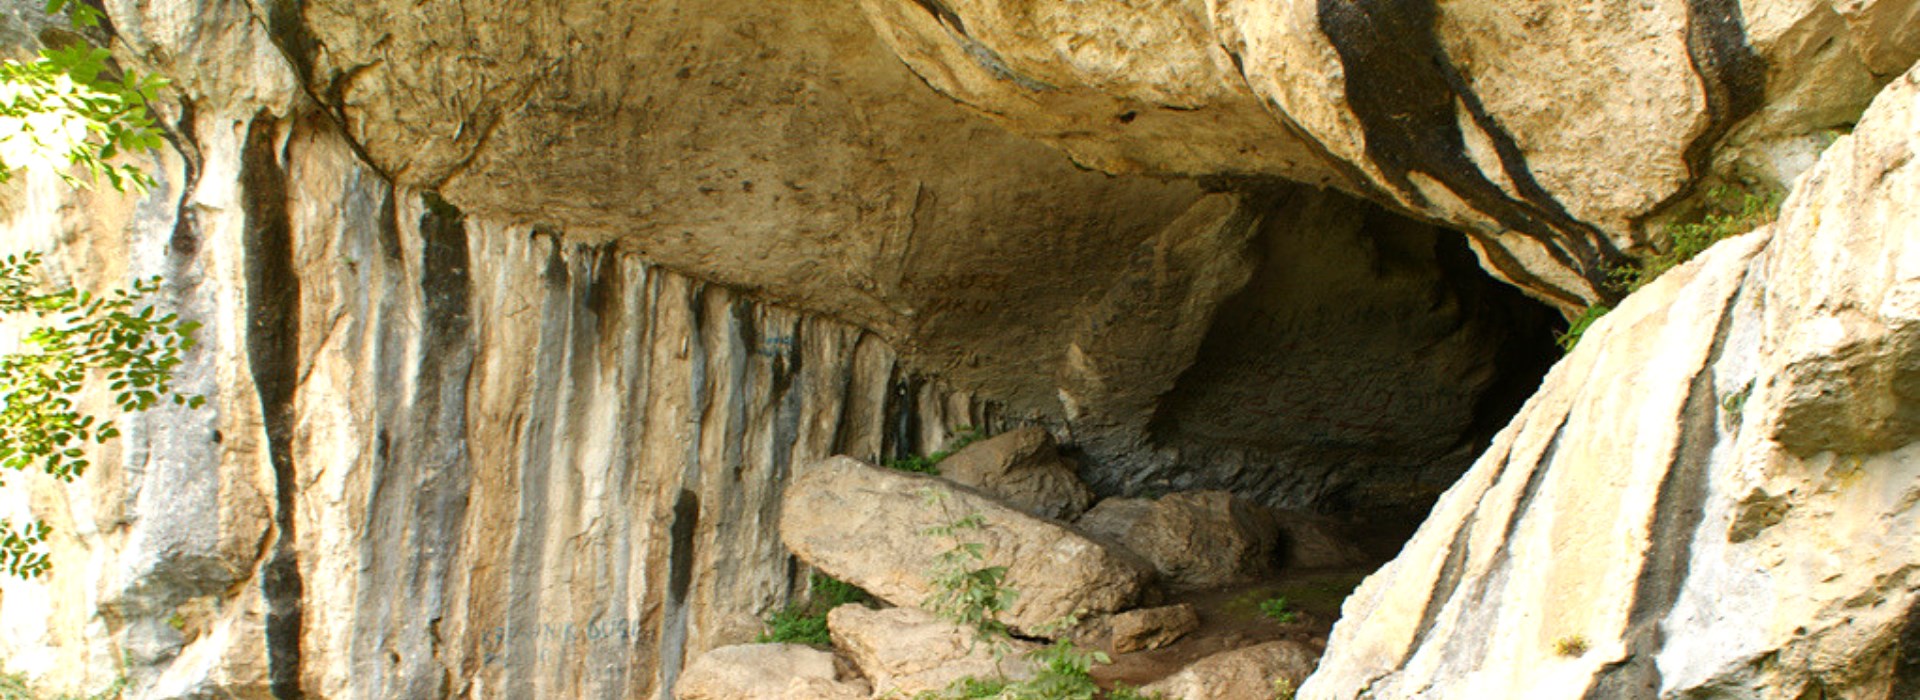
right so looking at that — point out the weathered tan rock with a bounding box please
[1140,640,1320,700]
[783,456,1156,635]
[1302,65,1920,700]
[855,0,1916,308]
[1076,491,1279,590]
[1108,604,1200,654]
[935,427,1094,521]
[672,644,870,700]
[0,110,999,700]
[828,605,1035,697]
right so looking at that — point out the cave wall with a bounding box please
[0,110,997,698]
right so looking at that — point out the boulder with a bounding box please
[782,456,1157,634]
[672,644,870,700]
[1272,512,1370,570]
[1076,491,1280,589]
[1108,604,1200,654]
[1140,640,1321,700]
[828,605,1036,697]
[936,427,1095,520]
[1301,66,1920,700]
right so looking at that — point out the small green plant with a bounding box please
[1555,303,1612,352]
[756,573,870,646]
[1618,185,1781,295]
[1258,596,1298,624]
[1553,634,1590,658]
[1272,678,1298,700]
[1559,185,1780,352]
[884,426,983,475]
[923,510,1016,648]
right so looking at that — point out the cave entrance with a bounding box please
[1079,190,1564,687]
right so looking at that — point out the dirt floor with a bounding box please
[1089,510,1421,693]
[1089,568,1374,691]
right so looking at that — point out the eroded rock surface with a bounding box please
[935,427,1094,520]
[1077,491,1281,590]
[828,605,1037,698]
[1303,64,1920,700]
[1141,640,1321,700]
[672,644,870,700]
[782,456,1156,635]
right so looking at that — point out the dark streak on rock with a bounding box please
[667,491,700,608]
[240,114,305,700]
[161,99,202,256]
[1682,0,1768,195]
[1582,283,1742,700]
[883,371,924,463]
[1890,598,1920,700]
[1316,0,1627,301]
[907,0,968,35]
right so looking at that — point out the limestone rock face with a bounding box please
[828,605,1037,698]
[0,108,997,700]
[857,0,1914,307]
[782,456,1157,635]
[1076,491,1280,590]
[672,644,870,700]
[935,427,1094,521]
[1140,640,1321,700]
[1302,65,1920,700]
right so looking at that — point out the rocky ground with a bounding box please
[676,428,1385,699]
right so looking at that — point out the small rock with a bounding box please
[672,643,870,700]
[1140,640,1320,700]
[1077,491,1280,589]
[782,456,1156,635]
[936,427,1096,520]
[829,605,1036,698]
[1109,603,1200,654]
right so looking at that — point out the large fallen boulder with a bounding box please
[1140,640,1321,700]
[1301,66,1920,699]
[936,427,1096,520]
[672,644,870,700]
[782,456,1157,634]
[828,605,1036,697]
[1076,491,1281,589]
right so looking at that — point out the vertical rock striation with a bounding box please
[1302,64,1920,700]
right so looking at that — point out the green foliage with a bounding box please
[1559,184,1781,352]
[1258,596,1298,625]
[1554,303,1612,352]
[1272,678,1298,700]
[0,3,167,192]
[0,254,199,579]
[914,495,1165,700]
[0,519,51,578]
[914,639,1169,700]
[1553,634,1590,658]
[923,511,1016,647]
[1616,185,1781,295]
[0,3,191,580]
[756,573,870,646]
[884,426,983,475]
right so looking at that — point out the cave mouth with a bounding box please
[1124,188,1565,558]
